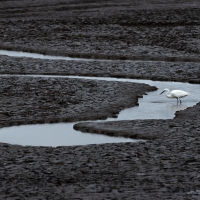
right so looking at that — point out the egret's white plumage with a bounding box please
[160,88,189,104]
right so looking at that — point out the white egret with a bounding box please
[160,88,190,104]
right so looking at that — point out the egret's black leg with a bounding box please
[177,98,181,105]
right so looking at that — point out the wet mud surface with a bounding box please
[1,55,200,83]
[0,76,155,127]
[0,0,200,199]
[1,0,200,62]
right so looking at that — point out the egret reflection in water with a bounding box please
[166,103,188,112]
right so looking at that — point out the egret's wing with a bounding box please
[169,90,178,98]
[171,90,189,98]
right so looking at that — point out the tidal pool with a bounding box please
[0,50,199,147]
[0,50,92,61]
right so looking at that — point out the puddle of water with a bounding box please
[0,123,135,147]
[0,49,155,63]
[0,76,199,147]
[117,79,199,120]
[0,50,93,61]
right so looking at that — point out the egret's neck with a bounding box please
[165,91,171,98]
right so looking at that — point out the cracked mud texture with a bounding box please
[0,76,156,127]
[1,55,200,83]
[1,0,200,61]
[0,0,200,199]
[73,104,200,199]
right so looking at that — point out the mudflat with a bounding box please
[0,1,200,199]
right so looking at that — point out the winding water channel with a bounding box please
[0,50,199,146]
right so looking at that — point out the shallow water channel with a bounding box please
[0,50,199,147]
[0,50,93,61]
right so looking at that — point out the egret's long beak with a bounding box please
[160,90,164,95]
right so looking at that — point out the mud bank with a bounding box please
[0,55,200,84]
[1,0,200,60]
[0,76,156,127]
[0,105,200,199]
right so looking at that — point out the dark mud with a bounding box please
[0,0,200,199]
[73,105,200,199]
[1,0,200,61]
[0,76,156,127]
[1,55,200,84]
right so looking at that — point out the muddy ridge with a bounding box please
[1,55,200,84]
[0,76,156,127]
